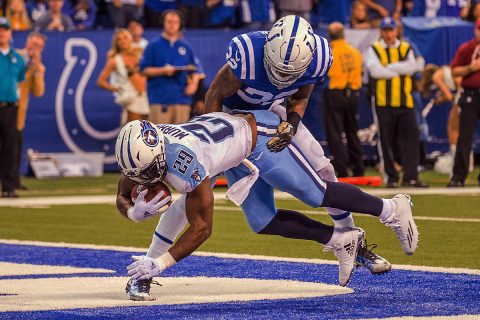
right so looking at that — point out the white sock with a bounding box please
[146,195,188,258]
[327,207,355,228]
[325,228,342,247]
[379,199,396,221]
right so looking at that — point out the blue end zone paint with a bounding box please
[1,243,479,320]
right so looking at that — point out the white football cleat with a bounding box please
[382,194,418,255]
[125,278,156,301]
[324,228,365,287]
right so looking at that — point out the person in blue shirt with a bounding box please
[140,9,204,125]
[0,18,26,198]
[204,15,392,275]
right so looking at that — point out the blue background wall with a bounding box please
[13,17,477,172]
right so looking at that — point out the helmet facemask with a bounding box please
[264,46,308,89]
[122,154,167,186]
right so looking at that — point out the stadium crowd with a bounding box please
[1,0,480,197]
[0,0,479,31]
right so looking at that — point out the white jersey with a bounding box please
[157,112,252,194]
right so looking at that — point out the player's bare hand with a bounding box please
[267,121,295,152]
[127,255,161,280]
[127,190,172,222]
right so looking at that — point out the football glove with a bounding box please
[267,121,295,152]
[127,253,176,280]
[127,190,172,223]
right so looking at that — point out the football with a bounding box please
[131,182,172,203]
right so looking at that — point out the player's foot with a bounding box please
[125,278,158,301]
[356,239,392,274]
[382,194,418,255]
[324,227,365,287]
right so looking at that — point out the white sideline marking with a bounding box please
[0,193,478,223]
[0,275,352,312]
[0,262,113,276]
[1,186,480,207]
[1,239,479,275]
[214,206,480,223]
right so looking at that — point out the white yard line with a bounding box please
[0,191,478,223]
[0,239,479,275]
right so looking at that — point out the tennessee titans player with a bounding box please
[204,15,390,274]
[116,112,419,300]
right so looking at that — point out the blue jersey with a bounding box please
[139,36,203,105]
[222,31,332,110]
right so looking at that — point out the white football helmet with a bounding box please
[264,15,316,89]
[115,120,167,185]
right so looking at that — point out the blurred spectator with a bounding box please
[361,0,401,27]
[366,17,427,187]
[6,0,32,31]
[311,0,353,26]
[144,0,175,28]
[411,0,468,18]
[205,0,236,28]
[67,0,97,30]
[178,0,205,28]
[240,0,274,29]
[0,18,26,198]
[26,0,48,24]
[275,0,312,22]
[447,18,480,187]
[15,32,46,191]
[420,63,463,175]
[324,22,365,178]
[464,1,480,22]
[350,0,372,29]
[127,18,147,49]
[34,0,75,32]
[97,29,149,123]
[105,0,143,28]
[140,9,204,124]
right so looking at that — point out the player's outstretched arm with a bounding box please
[204,64,242,113]
[169,177,214,261]
[126,178,214,280]
[116,175,135,219]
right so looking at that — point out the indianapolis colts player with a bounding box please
[204,15,391,273]
[116,112,418,301]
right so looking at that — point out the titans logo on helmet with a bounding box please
[140,121,159,147]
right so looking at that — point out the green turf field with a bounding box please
[1,170,479,270]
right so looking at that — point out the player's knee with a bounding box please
[317,163,337,182]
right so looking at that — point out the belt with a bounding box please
[0,101,18,108]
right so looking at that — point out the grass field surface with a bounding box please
[1,170,479,270]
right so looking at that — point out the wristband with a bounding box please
[157,252,177,270]
[286,112,302,133]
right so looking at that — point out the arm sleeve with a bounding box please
[225,35,247,80]
[18,55,26,82]
[168,144,209,193]
[387,50,418,75]
[450,44,468,68]
[365,47,399,79]
[139,43,154,71]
